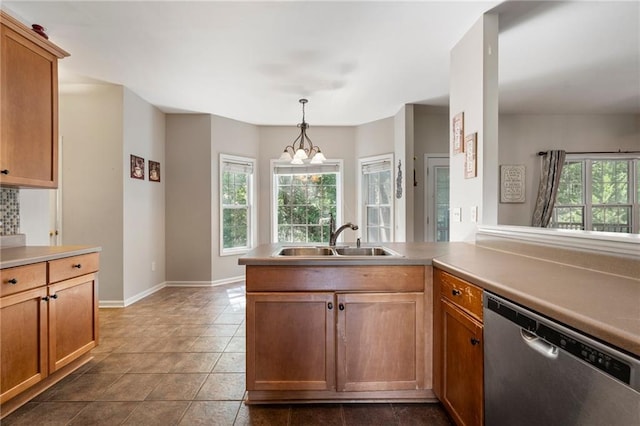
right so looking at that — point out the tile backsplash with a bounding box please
[0,188,20,235]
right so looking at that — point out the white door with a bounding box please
[425,155,449,242]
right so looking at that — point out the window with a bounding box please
[360,155,393,242]
[552,156,639,233]
[220,154,255,255]
[272,162,341,243]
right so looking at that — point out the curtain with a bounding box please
[532,150,566,227]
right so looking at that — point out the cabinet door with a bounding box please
[440,299,483,426]
[336,292,425,392]
[246,292,335,391]
[0,287,48,403]
[0,24,58,188]
[48,273,99,373]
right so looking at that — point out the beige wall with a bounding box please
[122,88,166,301]
[449,14,499,241]
[498,113,640,226]
[165,114,212,282]
[59,84,125,302]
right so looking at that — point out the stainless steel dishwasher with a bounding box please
[484,292,640,426]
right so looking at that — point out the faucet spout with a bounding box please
[329,215,359,247]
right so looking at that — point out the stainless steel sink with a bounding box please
[274,246,401,257]
[333,247,393,256]
[277,247,335,256]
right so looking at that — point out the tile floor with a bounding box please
[3,284,452,425]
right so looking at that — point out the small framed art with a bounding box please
[149,160,161,182]
[464,133,477,179]
[452,112,464,154]
[500,165,525,203]
[130,155,145,180]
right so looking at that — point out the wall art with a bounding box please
[464,133,477,179]
[452,112,464,154]
[130,155,145,180]
[149,160,161,182]
[500,164,526,203]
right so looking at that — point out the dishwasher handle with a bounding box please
[521,329,559,360]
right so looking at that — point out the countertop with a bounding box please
[239,242,640,357]
[0,245,101,269]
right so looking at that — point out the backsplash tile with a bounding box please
[0,188,20,235]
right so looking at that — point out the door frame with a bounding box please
[424,154,449,242]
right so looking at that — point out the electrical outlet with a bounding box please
[471,206,478,223]
[151,261,156,272]
[453,208,462,222]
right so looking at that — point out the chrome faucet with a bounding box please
[328,213,359,246]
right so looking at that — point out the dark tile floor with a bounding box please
[3,284,452,425]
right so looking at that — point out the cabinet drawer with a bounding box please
[437,269,482,321]
[0,263,47,297]
[48,253,99,283]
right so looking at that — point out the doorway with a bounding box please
[425,155,449,242]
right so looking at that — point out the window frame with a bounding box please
[358,153,394,243]
[219,154,256,256]
[270,159,343,244]
[552,154,639,234]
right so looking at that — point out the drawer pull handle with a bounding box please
[1,169,9,175]
[50,294,58,299]
[328,302,333,310]
[7,278,18,285]
[42,296,50,302]
[72,264,82,269]
[339,303,345,311]
[470,338,480,346]
[452,289,461,296]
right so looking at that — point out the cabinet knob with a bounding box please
[0,169,9,175]
[50,294,58,299]
[72,264,82,269]
[328,302,333,310]
[42,296,50,302]
[339,303,345,311]
[470,338,480,346]
[452,289,461,296]
[7,278,18,285]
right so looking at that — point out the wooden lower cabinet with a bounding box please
[434,268,484,426]
[0,287,48,403]
[0,252,99,417]
[247,292,335,391]
[246,288,426,400]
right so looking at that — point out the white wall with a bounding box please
[19,189,50,245]
[498,113,640,226]
[59,84,124,302]
[122,88,166,301]
[449,14,499,241]
[394,105,414,241]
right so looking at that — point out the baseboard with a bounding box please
[166,275,245,287]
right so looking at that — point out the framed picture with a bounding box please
[130,155,144,180]
[500,165,526,203]
[464,133,477,179]
[452,112,464,154]
[149,160,161,182]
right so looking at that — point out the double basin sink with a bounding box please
[274,246,401,257]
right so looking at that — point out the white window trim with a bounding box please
[554,154,640,234]
[270,159,343,244]
[357,153,394,242]
[219,154,256,256]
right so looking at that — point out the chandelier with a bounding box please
[279,98,326,164]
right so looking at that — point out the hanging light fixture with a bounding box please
[279,98,326,164]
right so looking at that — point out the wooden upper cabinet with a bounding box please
[0,11,69,188]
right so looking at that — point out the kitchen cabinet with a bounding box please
[0,11,69,188]
[0,252,99,415]
[245,264,430,402]
[433,268,483,426]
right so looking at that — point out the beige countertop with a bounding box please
[240,241,640,357]
[0,245,101,269]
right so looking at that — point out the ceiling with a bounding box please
[3,1,639,126]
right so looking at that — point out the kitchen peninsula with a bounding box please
[239,239,640,408]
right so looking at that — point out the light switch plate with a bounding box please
[471,206,478,223]
[453,207,462,222]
